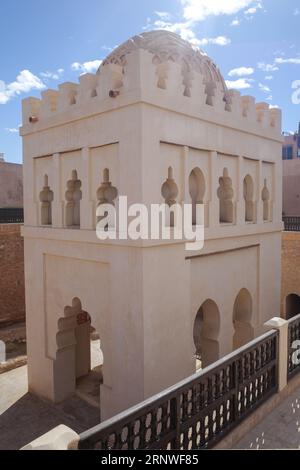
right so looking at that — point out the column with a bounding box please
[52,153,64,228]
[80,147,94,230]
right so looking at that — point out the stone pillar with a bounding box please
[264,317,288,392]
[80,147,94,230]
[236,155,244,225]
[257,160,263,224]
[209,151,219,227]
[52,153,64,228]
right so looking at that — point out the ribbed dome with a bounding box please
[99,30,227,95]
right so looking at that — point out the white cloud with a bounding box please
[150,17,231,47]
[71,60,102,74]
[231,18,240,26]
[244,2,262,15]
[269,104,279,109]
[0,70,46,105]
[275,57,300,65]
[40,69,64,81]
[225,78,254,89]
[228,66,254,77]
[257,62,279,72]
[5,127,19,133]
[259,82,271,93]
[155,11,172,20]
[197,36,231,46]
[265,75,273,80]
[181,0,261,22]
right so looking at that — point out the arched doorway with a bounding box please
[285,293,300,319]
[233,289,254,350]
[56,298,103,410]
[193,299,220,369]
[189,168,206,226]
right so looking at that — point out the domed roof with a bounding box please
[99,30,227,94]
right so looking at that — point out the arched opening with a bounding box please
[262,179,270,222]
[193,299,220,370]
[217,168,234,224]
[96,168,118,228]
[56,298,103,411]
[189,168,206,225]
[285,293,300,319]
[65,170,82,228]
[243,175,255,222]
[233,289,254,350]
[161,166,179,227]
[39,174,54,225]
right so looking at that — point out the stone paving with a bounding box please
[0,365,100,450]
[234,387,300,449]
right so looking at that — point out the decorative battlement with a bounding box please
[21,31,282,134]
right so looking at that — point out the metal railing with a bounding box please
[0,208,23,224]
[283,216,300,232]
[287,314,300,379]
[79,330,278,450]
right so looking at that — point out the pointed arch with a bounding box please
[193,299,220,369]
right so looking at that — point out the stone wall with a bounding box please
[0,162,23,208]
[281,231,300,316]
[0,224,25,326]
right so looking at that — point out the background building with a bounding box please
[282,124,300,216]
[0,153,23,208]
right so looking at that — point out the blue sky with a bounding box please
[1,0,300,163]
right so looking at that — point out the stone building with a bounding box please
[282,124,300,216]
[20,31,283,420]
[0,154,23,208]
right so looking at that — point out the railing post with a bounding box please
[264,317,288,392]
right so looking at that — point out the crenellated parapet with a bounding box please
[21,31,282,135]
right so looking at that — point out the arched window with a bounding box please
[193,299,220,369]
[161,167,179,227]
[243,175,255,222]
[65,170,82,228]
[39,174,53,225]
[262,179,270,222]
[217,168,234,224]
[189,168,206,225]
[233,288,254,350]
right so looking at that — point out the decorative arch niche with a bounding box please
[96,168,118,228]
[217,168,234,224]
[189,167,206,226]
[65,170,82,228]
[262,179,271,222]
[193,299,220,369]
[161,166,179,227]
[233,288,254,350]
[243,175,255,222]
[39,174,54,225]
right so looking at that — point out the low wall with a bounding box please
[0,224,25,326]
[281,231,300,317]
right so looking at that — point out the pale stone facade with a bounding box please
[20,31,283,420]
